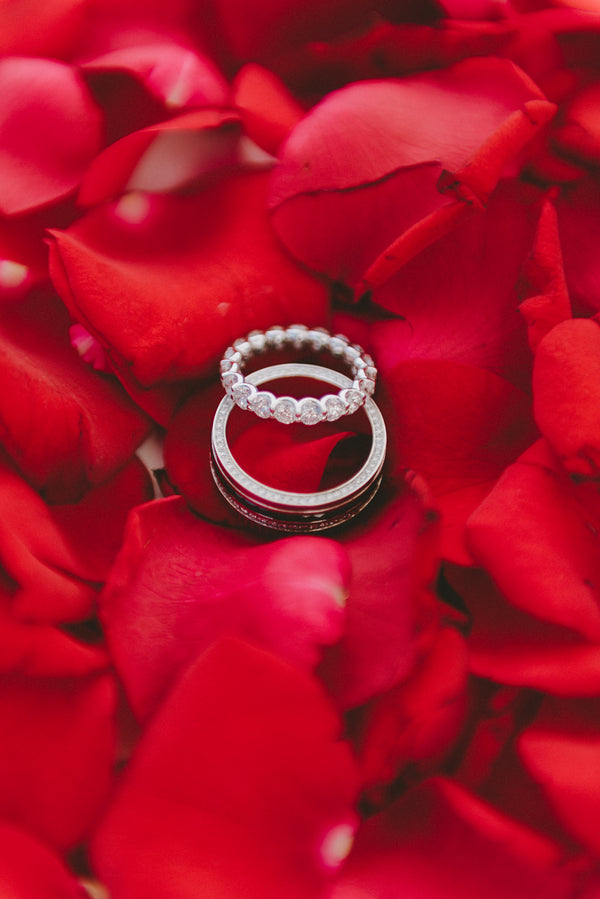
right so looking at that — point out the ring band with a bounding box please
[219,325,377,425]
[211,363,387,532]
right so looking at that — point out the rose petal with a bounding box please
[269,58,555,290]
[0,821,85,899]
[93,638,360,898]
[328,777,575,899]
[448,564,600,695]
[233,63,304,155]
[518,195,572,350]
[467,439,600,642]
[557,178,600,315]
[0,671,116,849]
[319,472,441,709]
[100,495,350,720]
[0,292,150,502]
[78,109,242,207]
[82,42,229,111]
[48,171,329,386]
[0,58,102,215]
[533,317,600,476]
[519,697,600,855]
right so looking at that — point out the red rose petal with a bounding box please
[358,626,469,796]
[519,698,600,855]
[0,0,86,58]
[319,472,441,709]
[328,777,575,899]
[533,318,600,476]
[100,496,350,720]
[0,58,102,215]
[93,638,360,899]
[82,42,229,111]
[0,293,150,502]
[78,109,241,207]
[0,821,85,899]
[556,179,600,315]
[553,80,600,166]
[233,62,304,155]
[518,195,572,350]
[467,439,600,642]
[269,58,555,290]
[48,171,329,386]
[0,671,116,849]
[382,358,536,495]
[448,565,600,695]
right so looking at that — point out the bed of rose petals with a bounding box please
[4,0,600,896]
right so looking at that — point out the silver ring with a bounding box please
[211,363,387,532]
[219,325,377,425]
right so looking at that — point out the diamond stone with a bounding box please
[286,324,309,348]
[248,331,267,352]
[222,370,243,394]
[329,335,349,356]
[341,388,363,414]
[358,377,376,396]
[231,383,255,409]
[306,327,330,351]
[323,394,346,422]
[298,397,324,425]
[265,327,287,349]
[273,397,297,424]
[248,391,274,418]
[343,344,362,365]
[233,339,252,359]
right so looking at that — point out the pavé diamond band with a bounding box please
[219,325,378,425]
[211,363,387,532]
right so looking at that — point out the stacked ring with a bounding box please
[219,325,377,425]
[211,363,387,532]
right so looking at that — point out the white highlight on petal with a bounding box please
[115,191,152,224]
[320,823,355,869]
[0,259,28,288]
[164,53,197,109]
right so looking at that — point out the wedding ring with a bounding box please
[211,363,387,532]
[219,325,377,424]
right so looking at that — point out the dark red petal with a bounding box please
[382,358,536,495]
[0,672,116,849]
[101,496,350,720]
[328,778,575,899]
[269,59,555,290]
[557,178,600,315]
[0,588,107,677]
[82,42,228,110]
[49,172,329,386]
[0,451,151,623]
[93,638,360,899]
[0,821,85,899]
[553,80,600,166]
[358,627,469,796]
[366,180,542,388]
[519,697,600,855]
[449,565,600,695]
[233,63,304,155]
[518,195,572,350]
[0,58,102,215]
[319,472,441,709]
[533,318,600,476]
[78,109,241,207]
[467,439,600,642]
[0,293,150,502]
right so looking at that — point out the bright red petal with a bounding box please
[533,318,600,476]
[48,172,329,387]
[328,778,575,899]
[0,821,85,899]
[0,58,102,215]
[0,672,116,849]
[233,63,304,155]
[100,496,350,720]
[93,638,360,899]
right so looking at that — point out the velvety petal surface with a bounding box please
[0,821,86,899]
[100,495,350,720]
[328,778,575,899]
[533,317,600,476]
[0,294,150,502]
[48,171,329,386]
[0,671,116,849]
[0,57,102,215]
[467,439,600,642]
[269,58,555,290]
[92,638,360,899]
